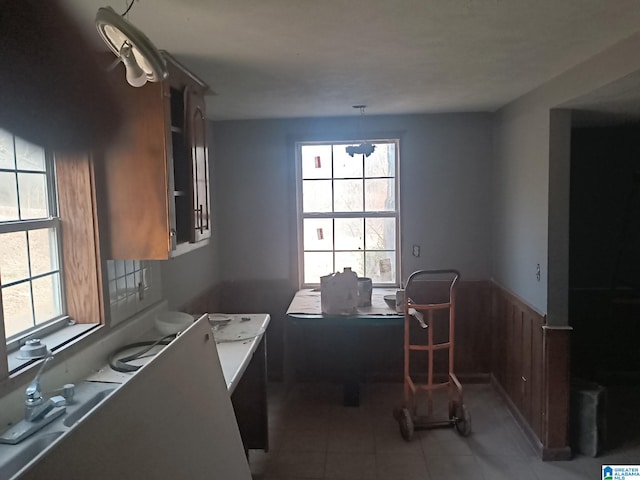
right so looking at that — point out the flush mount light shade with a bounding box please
[95,6,167,86]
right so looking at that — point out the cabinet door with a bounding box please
[101,75,173,260]
[186,87,211,243]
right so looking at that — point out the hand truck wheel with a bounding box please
[398,407,414,441]
[454,404,472,437]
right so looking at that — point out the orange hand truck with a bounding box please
[393,269,471,441]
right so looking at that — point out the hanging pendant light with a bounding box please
[346,105,376,157]
[119,42,147,87]
[95,5,168,87]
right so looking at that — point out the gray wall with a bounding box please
[162,31,640,319]
[493,31,640,321]
[212,113,493,285]
[161,122,220,309]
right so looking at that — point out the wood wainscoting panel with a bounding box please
[530,311,544,440]
[522,307,533,422]
[542,325,572,460]
[509,304,524,411]
[491,286,506,387]
[491,282,571,460]
[454,281,493,376]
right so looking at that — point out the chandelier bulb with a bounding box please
[120,42,147,87]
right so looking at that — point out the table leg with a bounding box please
[283,319,298,396]
[341,326,361,407]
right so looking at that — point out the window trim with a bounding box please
[0,141,68,345]
[295,138,401,288]
[55,151,108,327]
[0,150,109,380]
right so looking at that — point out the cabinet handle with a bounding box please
[170,228,176,250]
[195,205,204,234]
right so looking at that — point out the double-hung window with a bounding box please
[296,140,400,287]
[0,129,65,343]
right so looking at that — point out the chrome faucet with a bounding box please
[0,354,68,444]
[24,354,58,422]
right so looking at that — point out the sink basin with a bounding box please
[63,388,115,427]
[0,382,118,479]
[0,431,63,479]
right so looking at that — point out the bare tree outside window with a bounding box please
[0,129,64,339]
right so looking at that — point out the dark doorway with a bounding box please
[569,123,640,455]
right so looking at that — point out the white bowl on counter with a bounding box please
[155,311,194,336]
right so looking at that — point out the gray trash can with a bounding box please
[570,380,607,457]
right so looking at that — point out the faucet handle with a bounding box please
[50,395,66,408]
[61,384,75,404]
[25,354,54,401]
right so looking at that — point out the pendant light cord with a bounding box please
[121,0,135,17]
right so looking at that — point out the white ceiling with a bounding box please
[60,0,640,121]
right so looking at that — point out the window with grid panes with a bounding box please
[296,140,400,287]
[0,129,65,340]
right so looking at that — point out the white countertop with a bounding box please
[87,313,270,394]
[213,313,270,393]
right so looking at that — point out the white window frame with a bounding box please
[0,132,86,378]
[0,135,70,354]
[295,139,401,288]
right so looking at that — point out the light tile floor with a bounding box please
[249,382,640,480]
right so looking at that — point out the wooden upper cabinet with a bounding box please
[101,52,211,260]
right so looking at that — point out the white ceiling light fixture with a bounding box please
[346,105,376,157]
[95,3,167,88]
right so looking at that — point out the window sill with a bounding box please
[8,323,99,374]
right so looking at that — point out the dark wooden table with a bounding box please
[285,289,403,406]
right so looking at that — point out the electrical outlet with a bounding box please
[536,264,541,282]
[412,245,421,257]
